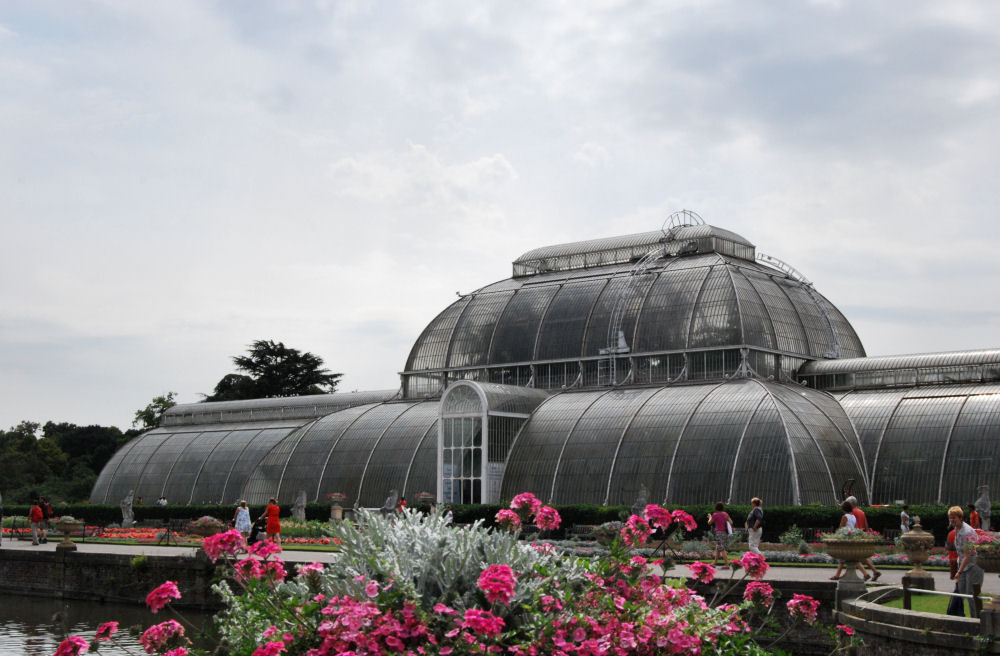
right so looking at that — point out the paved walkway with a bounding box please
[4,537,997,596]
[0,537,342,563]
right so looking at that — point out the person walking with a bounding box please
[745,497,764,555]
[39,496,54,531]
[29,500,47,545]
[260,497,282,546]
[830,500,867,580]
[946,525,964,616]
[233,500,252,539]
[900,505,912,534]
[951,505,984,617]
[967,504,981,529]
[845,496,881,581]
[708,502,733,568]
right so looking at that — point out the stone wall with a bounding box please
[838,589,1000,655]
[0,548,222,610]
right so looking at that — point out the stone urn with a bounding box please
[899,517,935,578]
[54,517,83,551]
[328,494,347,521]
[824,539,877,566]
[824,538,878,603]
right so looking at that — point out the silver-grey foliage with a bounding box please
[321,507,593,611]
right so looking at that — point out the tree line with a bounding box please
[1,340,341,505]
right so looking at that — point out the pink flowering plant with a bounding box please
[969,529,1000,553]
[60,496,855,655]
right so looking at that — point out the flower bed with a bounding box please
[53,497,862,656]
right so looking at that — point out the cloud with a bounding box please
[0,1,998,430]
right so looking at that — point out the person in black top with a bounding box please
[745,497,764,555]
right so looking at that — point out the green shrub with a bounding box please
[779,524,804,546]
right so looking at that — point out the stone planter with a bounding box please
[824,539,877,564]
[824,539,878,604]
[978,552,1000,573]
[899,519,935,581]
[54,519,83,551]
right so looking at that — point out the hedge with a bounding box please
[2,501,994,545]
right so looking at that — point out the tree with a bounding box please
[204,340,343,402]
[132,392,178,430]
[42,421,123,475]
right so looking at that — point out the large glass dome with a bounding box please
[403,224,864,397]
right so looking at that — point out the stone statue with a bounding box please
[292,489,307,522]
[121,489,135,527]
[380,489,400,516]
[976,485,991,531]
[631,483,649,518]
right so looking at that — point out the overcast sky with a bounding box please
[2,0,998,432]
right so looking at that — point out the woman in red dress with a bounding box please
[259,497,281,545]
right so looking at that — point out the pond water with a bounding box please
[0,595,216,655]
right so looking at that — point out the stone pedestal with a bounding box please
[835,575,868,609]
[825,540,877,608]
[330,504,343,521]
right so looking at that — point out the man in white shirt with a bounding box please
[950,505,984,617]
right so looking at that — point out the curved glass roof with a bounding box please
[833,383,1000,504]
[405,253,864,379]
[163,390,398,426]
[89,420,305,504]
[801,349,1000,375]
[500,379,868,507]
[91,399,439,507]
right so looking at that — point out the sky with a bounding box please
[1,0,999,432]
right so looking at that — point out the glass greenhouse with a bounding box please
[91,217,1000,507]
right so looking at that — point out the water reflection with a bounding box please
[0,595,215,655]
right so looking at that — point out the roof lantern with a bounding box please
[512,210,756,278]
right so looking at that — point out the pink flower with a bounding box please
[459,608,505,638]
[510,492,543,520]
[478,564,517,604]
[686,561,716,584]
[787,594,821,625]
[540,595,562,612]
[365,580,380,598]
[494,509,522,532]
[297,562,324,577]
[743,581,775,607]
[234,557,265,581]
[671,509,698,532]
[262,559,286,582]
[643,505,673,530]
[740,551,769,579]
[837,624,855,635]
[145,580,181,613]
[433,603,458,615]
[53,636,89,656]
[251,641,287,656]
[248,540,282,559]
[164,649,189,656]
[535,506,561,531]
[621,515,652,547]
[201,529,245,562]
[95,621,119,642]
[140,619,185,654]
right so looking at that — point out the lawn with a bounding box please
[881,591,994,615]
